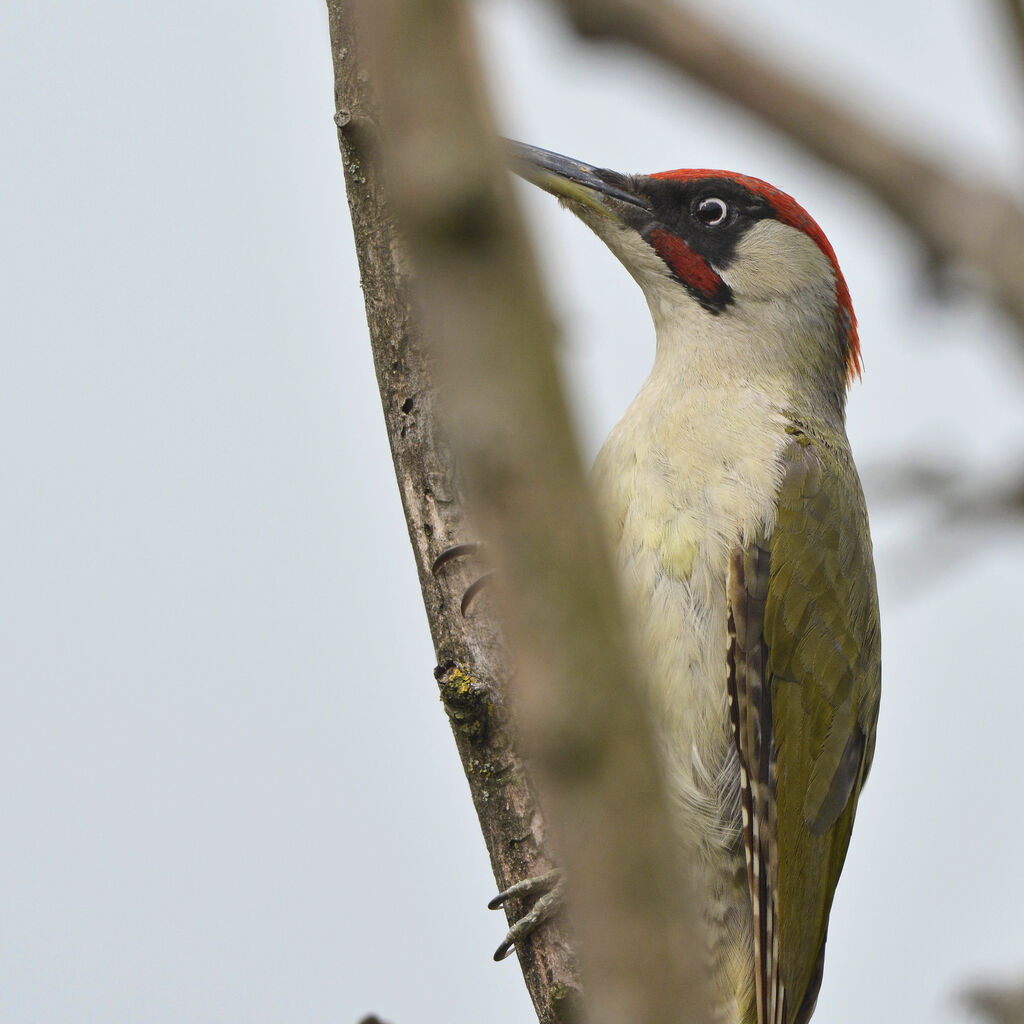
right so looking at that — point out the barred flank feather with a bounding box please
[728,545,785,1024]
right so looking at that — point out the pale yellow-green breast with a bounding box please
[592,383,879,1024]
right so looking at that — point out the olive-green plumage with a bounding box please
[509,142,881,1024]
[732,424,880,1024]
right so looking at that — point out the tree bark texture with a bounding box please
[327,2,708,1023]
[325,7,581,1023]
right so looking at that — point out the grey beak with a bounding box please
[506,140,649,212]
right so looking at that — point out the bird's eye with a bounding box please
[695,197,729,226]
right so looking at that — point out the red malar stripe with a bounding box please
[649,228,728,306]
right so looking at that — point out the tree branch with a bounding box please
[963,975,1024,1024]
[551,0,1024,342]
[330,0,708,1021]
[326,6,580,1022]
[997,0,1024,82]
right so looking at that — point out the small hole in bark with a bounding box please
[401,397,414,413]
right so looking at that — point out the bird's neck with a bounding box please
[643,293,847,432]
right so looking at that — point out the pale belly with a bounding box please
[618,532,754,1022]
[591,382,788,1022]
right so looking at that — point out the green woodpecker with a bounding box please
[503,143,881,1024]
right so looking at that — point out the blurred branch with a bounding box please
[860,460,1024,604]
[551,0,1024,342]
[862,459,1024,524]
[360,0,709,1020]
[328,1,707,1022]
[325,5,580,1021]
[963,976,1024,1024]
[999,0,1024,78]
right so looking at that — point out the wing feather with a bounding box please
[728,429,881,1024]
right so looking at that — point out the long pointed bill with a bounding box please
[507,140,650,221]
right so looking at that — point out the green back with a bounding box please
[764,426,881,1022]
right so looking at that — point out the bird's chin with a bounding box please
[557,195,644,246]
[540,186,619,226]
[569,209,671,286]
[555,193,602,221]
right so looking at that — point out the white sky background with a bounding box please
[3,1,1024,1022]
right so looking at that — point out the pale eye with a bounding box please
[695,197,729,226]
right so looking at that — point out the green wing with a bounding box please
[729,428,881,1024]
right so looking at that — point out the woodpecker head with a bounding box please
[510,141,860,411]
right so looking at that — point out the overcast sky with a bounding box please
[3,2,1024,1023]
